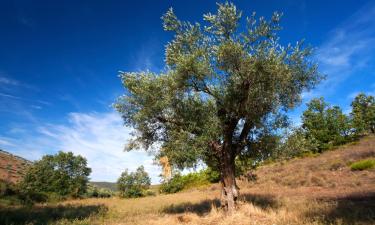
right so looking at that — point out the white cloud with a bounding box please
[305,2,375,100]
[2,111,162,184]
[0,76,20,86]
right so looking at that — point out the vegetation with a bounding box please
[350,158,375,171]
[115,2,321,212]
[302,97,352,151]
[117,166,151,198]
[351,93,375,135]
[19,151,91,202]
[160,168,220,194]
[85,184,114,198]
[1,136,374,225]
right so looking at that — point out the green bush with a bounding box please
[159,173,185,194]
[350,159,375,171]
[144,189,156,196]
[159,168,218,194]
[117,166,151,198]
[84,184,113,198]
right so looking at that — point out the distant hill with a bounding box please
[0,149,32,183]
[90,181,118,191]
[90,181,161,192]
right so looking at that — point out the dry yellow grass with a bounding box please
[1,136,374,225]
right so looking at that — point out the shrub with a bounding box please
[85,184,113,198]
[144,189,156,196]
[159,173,185,194]
[203,167,221,183]
[159,168,218,194]
[350,158,375,171]
[117,166,151,198]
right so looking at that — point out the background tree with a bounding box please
[20,151,91,198]
[351,93,375,135]
[117,166,151,198]
[115,2,321,212]
[302,98,352,151]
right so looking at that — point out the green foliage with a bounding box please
[159,168,219,194]
[115,2,321,174]
[85,184,113,198]
[277,128,318,159]
[351,93,375,135]
[350,158,375,171]
[117,166,151,198]
[0,180,16,197]
[302,98,352,152]
[159,173,185,194]
[203,167,221,183]
[19,151,91,200]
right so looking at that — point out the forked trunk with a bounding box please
[220,149,239,214]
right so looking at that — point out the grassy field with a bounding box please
[1,136,374,225]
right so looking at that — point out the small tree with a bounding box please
[276,128,318,158]
[20,151,91,198]
[115,2,321,212]
[302,98,351,151]
[351,93,375,135]
[117,166,151,198]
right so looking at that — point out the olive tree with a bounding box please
[115,2,321,212]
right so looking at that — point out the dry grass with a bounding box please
[1,136,375,225]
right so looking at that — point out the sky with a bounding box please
[0,0,374,184]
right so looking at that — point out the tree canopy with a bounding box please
[302,97,352,151]
[351,93,375,134]
[115,2,322,212]
[20,151,91,198]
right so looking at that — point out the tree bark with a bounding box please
[219,147,239,214]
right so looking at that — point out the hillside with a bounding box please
[0,149,31,184]
[1,136,374,225]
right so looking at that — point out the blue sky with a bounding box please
[0,0,374,183]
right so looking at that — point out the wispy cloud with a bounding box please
[303,2,375,100]
[0,76,20,86]
[1,111,162,183]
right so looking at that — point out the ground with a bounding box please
[0,136,374,225]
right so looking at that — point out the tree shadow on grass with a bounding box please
[306,192,375,225]
[0,204,107,225]
[162,193,279,216]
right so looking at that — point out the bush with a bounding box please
[350,159,375,171]
[85,184,113,198]
[0,180,17,197]
[159,173,185,194]
[203,167,221,183]
[159,168,218,194]
[117,166,151,198]
[144,189,156,196]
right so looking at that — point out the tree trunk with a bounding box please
[219,148,239,214]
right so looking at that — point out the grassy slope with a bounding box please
[0,149,31,183]
[1,136,374,225]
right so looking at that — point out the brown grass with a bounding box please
[1,136,374,225]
